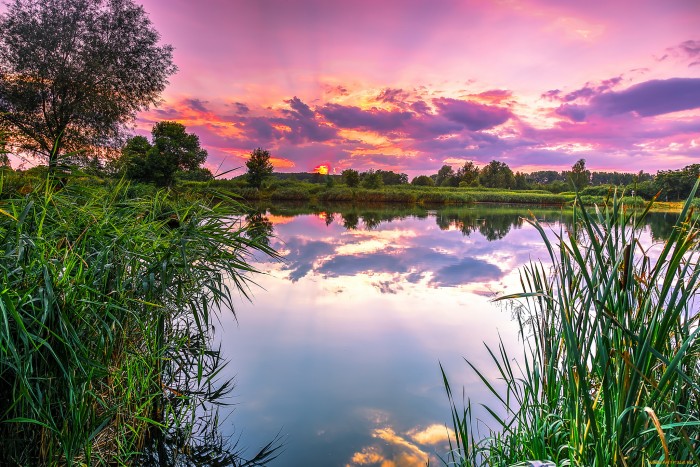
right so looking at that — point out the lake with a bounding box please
[213,203,673,466]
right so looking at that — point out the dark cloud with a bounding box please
[284,96,315,119]
[541,89,561,101]
[184,98,209,112]
[247,117,281,141]
[555,104,587,122]
[591,78,700,117]
[376,88,410,103]
[319,104,413,132]
[411,100,431,114]
[430,258,502,287]
[234,102,250,114]
[432,98,512,131]
[276,97,338,143]
[546,77,623,103]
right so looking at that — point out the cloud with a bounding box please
[430,258,503,287]
[317,251,408,277]
[590,78,700,117]
[555,104,587,122]
[432,98,512,131]
[319,103,413,132]
[665,39,700,66]
[183,98,209,112]
[275,96,339,143]
[376,88,410,103]
[233,102,250,114]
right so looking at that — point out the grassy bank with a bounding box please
[184,177,580,206]
[0,177,279,464]
[442,189,700,464]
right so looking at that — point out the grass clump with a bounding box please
[443,186,700,465]
[0,178,280,465]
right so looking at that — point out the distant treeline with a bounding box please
[230,158,697,201]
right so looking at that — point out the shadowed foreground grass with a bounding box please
[442,186,700,465]
[0,177,281,465]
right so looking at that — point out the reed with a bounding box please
[0,178,280,464]
[442,186,700,465]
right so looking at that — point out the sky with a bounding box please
[134,0,700,177]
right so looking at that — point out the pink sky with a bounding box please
[135,0,700,177]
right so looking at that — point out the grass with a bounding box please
[0,175,281,465]
[442,186,700,465]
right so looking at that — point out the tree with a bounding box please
[479,160,515,188]
[121,122,208,187]
[0,126,10,168]
[456,161,480,186]
[567,158,591,190]
[411,175,435,186]
[435,164,455,186]
[341,168,360,187]
[246,148,274,188]
[0,0,176,170]
[361,169,383,189]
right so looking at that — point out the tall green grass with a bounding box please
[0,178,280,464]
[442,187,700,465]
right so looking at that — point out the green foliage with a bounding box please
[435,164,456,187]
[565,158,591,189]
[341,169,360,187]
[246,148,274,188]
[443,188,700,465]
[120,122,208,186]
[375,169,408,185]
[411,175,435,186]
[270,187,312,201]
[176,167,214,182]
[361,169,384,189]
[0,0,176,169]
[456,161,480,186]
[0,181,279,464]
[479,160,515,188]
[655,164,700,200]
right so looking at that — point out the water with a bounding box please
[213,204,671,466]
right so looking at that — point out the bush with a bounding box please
[270,187,311,201]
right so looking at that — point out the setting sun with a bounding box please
[313,164,330,175]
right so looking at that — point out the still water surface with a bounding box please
[215,204,671,466]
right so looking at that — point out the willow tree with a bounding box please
[0,0,176,170]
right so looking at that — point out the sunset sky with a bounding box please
[135,0,700,177]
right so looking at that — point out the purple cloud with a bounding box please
[432,98,512,131]
[591,78,700,117]
[376,88,410,103]
[183,98,209,112]
[319,104,413,131]
[234,102,250,114]
[555,104,587,122]
[276,97,338,143]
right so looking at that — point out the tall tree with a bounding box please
[567,158,591,190]
[456,161,480,186]
[435,164,455,186]
[246,148,274,188]
[479,160,515,188]
[0,0,176,170]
